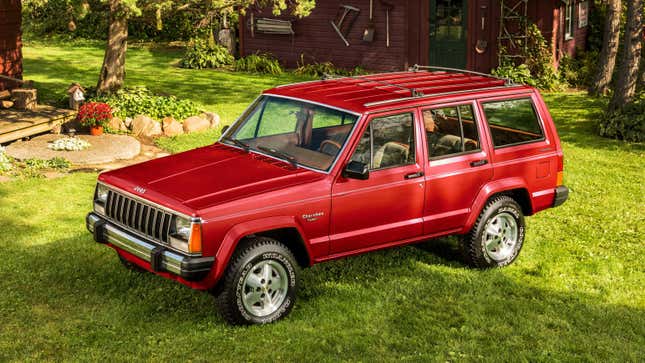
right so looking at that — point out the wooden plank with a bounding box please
[0,109,75,144]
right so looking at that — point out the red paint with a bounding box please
[0,0,22,91]
[98,71,566,291]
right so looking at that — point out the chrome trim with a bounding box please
[86,214,211,276]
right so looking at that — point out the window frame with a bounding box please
[420,101,483,161]
[564,0,575,40]
[480,96,546,150]
[349,111,418,171]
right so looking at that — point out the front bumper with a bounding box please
[86,213,214,281]
[553,185,569,208]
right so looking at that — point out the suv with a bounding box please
[86,67,568,325]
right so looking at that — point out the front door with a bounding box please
[330,110,425,255]
[429,0,468,69]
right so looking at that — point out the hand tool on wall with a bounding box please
[362,0,375,42]
[331,4,360,46]
[380,1,393,47]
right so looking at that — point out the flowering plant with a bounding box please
[48,137,91,151]
[77,102,112,127]
[0,146,12,171]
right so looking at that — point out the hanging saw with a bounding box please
[331,5,360,46]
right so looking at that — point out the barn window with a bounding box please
[564,0,575,40]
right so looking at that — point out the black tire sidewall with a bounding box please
[475,198,525,267]
[231,242,298,325]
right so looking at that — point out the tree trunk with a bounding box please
[97,0,128,94]
[589,0,622,96]
[609,0,643,112]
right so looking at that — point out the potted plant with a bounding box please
[77,102,112,136]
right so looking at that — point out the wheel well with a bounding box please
[250,228,311,268]
[498,188,533,216]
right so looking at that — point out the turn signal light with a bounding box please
[189,223,202,254]
[556,171,564,186]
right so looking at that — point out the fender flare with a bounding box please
[204,216,313,288]
[463,177,532,233]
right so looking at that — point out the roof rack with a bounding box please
[408,65,514,85]
[321,73,425,97]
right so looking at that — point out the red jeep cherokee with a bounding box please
[87,67,568,325]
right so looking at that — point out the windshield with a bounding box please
[224,96,360,172]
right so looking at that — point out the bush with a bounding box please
[0,146,12,172]
[92,87,201,121]
[295,56,366,78]
[494,23,563,91]
[492,62,534,86]
[179,38,234,69]
[599,96,645,142]
[234,53,283,75]
[559,51,599,89]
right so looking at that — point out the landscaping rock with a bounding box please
[108,116,128,132]
[132,115,162,137]
[201,112,221,129]
[124,117,133,129]
[183,115,210,133]
[162,117,183,137]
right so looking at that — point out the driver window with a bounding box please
[350,113,416,170]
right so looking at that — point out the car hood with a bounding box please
[99,143,325,212]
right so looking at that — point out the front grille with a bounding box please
[105,190,173,244]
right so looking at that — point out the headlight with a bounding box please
[96,183,109,203]
[170,216,202,254]
[173,216,192,240]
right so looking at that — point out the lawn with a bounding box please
[0,41,642,361]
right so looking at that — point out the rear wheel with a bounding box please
[214,237,299,325]
[462,195,525,268]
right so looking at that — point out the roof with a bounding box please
[265,67,532,114]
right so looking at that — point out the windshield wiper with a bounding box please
[257,145,299,168]
[222,136,250,152]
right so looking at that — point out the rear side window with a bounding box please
[482,98,544,147]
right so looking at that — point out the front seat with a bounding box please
[373,142,409,169]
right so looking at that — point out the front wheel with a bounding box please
[214,237,299,325]
[462,195,525,268]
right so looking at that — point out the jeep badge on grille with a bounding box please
[134,186,146,194]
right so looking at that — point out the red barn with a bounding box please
[240,0,590,72]
[0,0,22,91]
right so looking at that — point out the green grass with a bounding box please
[2,41,643,361]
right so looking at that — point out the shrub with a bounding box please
[179,38,234,69]
[234,53,283,75]
[493,23,564,91]
[559,51,599,89]
[92,87,201,121]
[599,96,645,142]
[77,102,112,128]
[0,146,12,172]
[295,56,367,78]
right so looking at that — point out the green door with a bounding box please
[429,0,468,68]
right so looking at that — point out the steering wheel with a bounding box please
[319,140,342,156]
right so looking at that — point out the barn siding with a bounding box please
[240,0,409,71]
[0,0,22,91]
[241,0,589,73]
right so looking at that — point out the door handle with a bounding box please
[404,171,424,179]
[470,159,488,167]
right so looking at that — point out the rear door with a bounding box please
[330,109,425,254]
[422,101,494,235]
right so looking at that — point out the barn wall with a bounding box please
[0,0,22,91]
[240,0,410,71]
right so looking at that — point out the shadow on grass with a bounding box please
[0,228,642,361]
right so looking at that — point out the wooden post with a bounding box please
[11,88,38,111]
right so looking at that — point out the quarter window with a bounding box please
[423,104,481,159]
[482,98,544,147]
[350,113,416,170]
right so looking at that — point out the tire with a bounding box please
[214,237,299,325]
[462,195,525,268]
[118,253,148,273]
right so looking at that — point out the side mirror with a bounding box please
[221,125,230,134]
[343,161,369,180]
